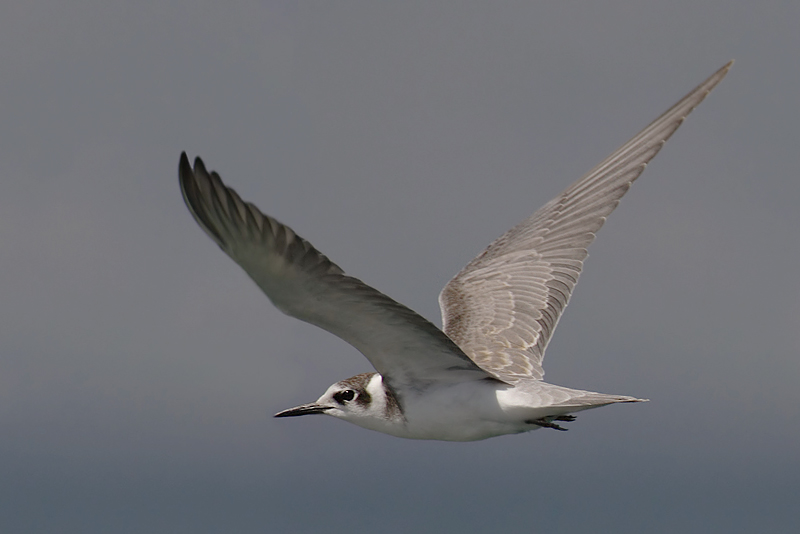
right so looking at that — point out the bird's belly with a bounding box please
[398,382,532,441]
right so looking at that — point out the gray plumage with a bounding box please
[178,61,731,441]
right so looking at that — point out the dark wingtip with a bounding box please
[178,151,192,179]
[193,156,207,175]
[178,152,199,208]
[178,152,210,179]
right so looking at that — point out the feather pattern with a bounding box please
[179,154,491,388]
[439,61,732,382]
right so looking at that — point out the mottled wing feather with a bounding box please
[180,154,491,386]
[439,61,732,382]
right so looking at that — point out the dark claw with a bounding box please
[554,415,576,422]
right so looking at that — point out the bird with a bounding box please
[179,61,731,441]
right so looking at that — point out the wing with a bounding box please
[179,153,491,387]
[439,61,732,382]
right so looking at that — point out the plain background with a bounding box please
[2,2,798,533]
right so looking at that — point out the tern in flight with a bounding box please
[179,62,730,441]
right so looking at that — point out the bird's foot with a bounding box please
[554,415,576,422]
[526,415,576,431]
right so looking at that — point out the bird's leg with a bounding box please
[526,415,576,431]
[532,419,568,431]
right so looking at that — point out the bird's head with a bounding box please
[274,372,401,430]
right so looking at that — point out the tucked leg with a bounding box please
[526,417,574,431]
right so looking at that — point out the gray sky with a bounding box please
[2,1,798,532]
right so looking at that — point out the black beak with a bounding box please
[274,403,332,418]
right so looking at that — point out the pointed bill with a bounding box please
[274,403,332,418]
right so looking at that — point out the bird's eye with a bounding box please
[334,389,356,404]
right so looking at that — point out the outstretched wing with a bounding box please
[439,61,732,382]
[179,154,491,387]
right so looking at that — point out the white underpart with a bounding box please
[393,378,641,441]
